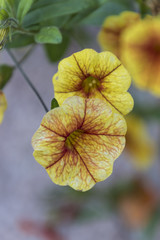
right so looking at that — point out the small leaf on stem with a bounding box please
[51,98,59,110]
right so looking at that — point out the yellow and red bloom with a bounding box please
[119,179,157,229]
[53,49,133,115]
[0,90,7,124]
[121,17,160,95]
[98,11,140,58]
[32,96,127,191]
[125,115,155,170]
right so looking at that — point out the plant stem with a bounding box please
[6,48,49,113]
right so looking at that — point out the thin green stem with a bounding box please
[6,48,49,113]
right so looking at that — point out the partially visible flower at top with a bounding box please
[121,17,160,96]
[125,115,155,170]
[32,96,127,191]
[53,49,133,115]
[98,11,140,59]
[0,90,7,124]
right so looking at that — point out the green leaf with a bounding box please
[143,207,160,240]
[44,33,70,62]
[133,104,160,121]
[17,0,35,23]
[0,64,14,89]
[0,0,6,8]
[51,98,59,110]
[82,0,136,25]
[23,0,94,27]
[6,33,35,48]
[0,8,9,22]
[39,15,70,28]
[35,26,62,44]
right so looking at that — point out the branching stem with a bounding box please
[6,48,49,113]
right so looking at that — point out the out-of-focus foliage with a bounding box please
[81,0,137,25]
[44,33,70,63]
[0,65,14,89]
[44,178,159,231]
[0,0,141,63]
[17,0,34,24]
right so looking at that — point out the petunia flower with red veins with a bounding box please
[32,96,127,191]
[52,49,133,116]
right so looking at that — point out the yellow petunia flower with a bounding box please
[0,90,7,124]
[125,115,154,170]
[53,49,133,115]
[121,18,160,95]
[98,11,140,58]
[32,96,127,191]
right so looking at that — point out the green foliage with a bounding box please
[51,98,59,110]
[34,26,62,44]
[0,0,5,8]
[23,0,97,27]
[1,0,144,62]
[0,8,9,22]
[143,207,160,240]
[17,0,35,24]
[6,33,35,48]
[133,104,160,121]
[0,64,14,89]
[82,0,136,25]
[136,0,151,16]
[44,33,70,62]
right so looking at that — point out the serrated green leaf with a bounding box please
[44,33,70,62]
[17,0,35,24]
[35,26,62,44]
[23,0,94,27]
[0,65,14,89]
[6,33,35,48]
[51,98,59,110]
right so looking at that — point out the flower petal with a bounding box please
[100,91,134,115]
[98,11,140,58]
[72,133,125,182]
[46,149,95,191]
[0,91,7,124]
[121,18,160,95]
[100,63,131,92]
